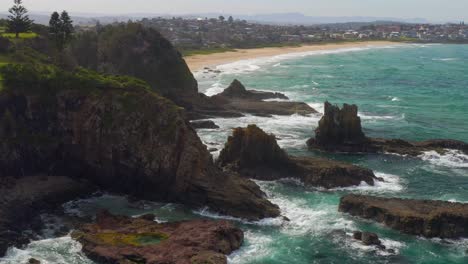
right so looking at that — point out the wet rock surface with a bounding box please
[218,125,377,188]
[0,176,95,256]
[72,210,243,264]
[308,102,468,156]
[340,194,468,238]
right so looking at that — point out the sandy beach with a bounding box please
[185,41,398,72]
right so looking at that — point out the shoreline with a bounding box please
[184,41,400,72]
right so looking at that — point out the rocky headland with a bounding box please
[339,194,468,238]
[0,67,280,222]
[217,124,378,188]
[72,210,243,264]
[307,102,468,156]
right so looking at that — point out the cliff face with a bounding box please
[0,81,279,220]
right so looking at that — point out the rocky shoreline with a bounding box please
[217,125,378,188]
[0,176,95,256]
[340,194,468,238]
[72,210,243,264]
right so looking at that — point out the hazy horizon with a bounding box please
[1,0,467,23]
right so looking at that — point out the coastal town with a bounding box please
[134,16,468,51]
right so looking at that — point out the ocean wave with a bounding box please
[419,149,468,168]
[228,231,274,264]
[197,114,322,156]
[1,236,93,264]
[194,207,284,226]
[332,172,404,193]
[200,44,406,77]
[339,233,404,257]
[360,112,405,121]
[432,58,458,61]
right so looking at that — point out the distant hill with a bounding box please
[0,12,435,26]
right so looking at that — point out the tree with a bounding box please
[228,16,234,24]
[60,11,74,45]
[218,16,225,22]
[49,10,74,51]
[7,0,33,38]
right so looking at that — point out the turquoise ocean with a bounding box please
[2,44,468,264]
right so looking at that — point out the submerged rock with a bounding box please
[72,210,243,264]
[308,102,468,156]
[218,125,377,188]
[339,194,468,238]
[0,176,95,256]
[210,80,317,117]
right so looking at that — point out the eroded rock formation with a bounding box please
[308,102,468,156]
[208,80,317,118]
[218,125,377,188]
[72,210,243,264]
[339,194,468,238]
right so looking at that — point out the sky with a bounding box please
[1,0,467,22]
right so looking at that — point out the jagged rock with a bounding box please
[28,258,41,264]
[72,210,243,264]
[362,232,382,246]
[210,80,317,117]
[339,194,468,238]
[190,120,220,129]
[218,125,377,188]
[0,76,279,223]
[219,79,289,101]
[352,231,382,246]
[0,176,95,256]
[308,102,468,156]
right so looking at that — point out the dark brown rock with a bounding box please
[308,102,468,156]
[28,258,41,264]
[218,125,377,188]
[190,120,220,129]
[209,80,318,117]
[219,79,289,101]
[0,80,279,222]
[72,210,243,264]
[0,176,95,256]
[339,194,468,238]
[361,232,382,246]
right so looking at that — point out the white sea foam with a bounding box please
[216,45,402,74]
[228,231,274,264]
[359,112,405,122]
[341,234,404,257]
[332,172,404,193]
[194,207,284,226]
[1,236,93,264]
[419,149,468,168]
[196,113,321,158]
[432,58,458,61]
[197,44,406,92]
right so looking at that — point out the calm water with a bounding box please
[2,44,468,264]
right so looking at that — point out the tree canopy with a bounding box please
[7,0,33,38]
